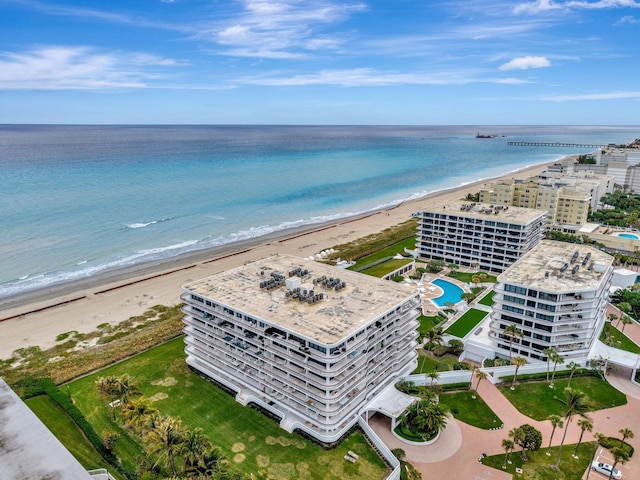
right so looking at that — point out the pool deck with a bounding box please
[404,271,468,316]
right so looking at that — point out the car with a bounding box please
[591,461,622,479]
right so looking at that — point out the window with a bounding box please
[505,284,526,295]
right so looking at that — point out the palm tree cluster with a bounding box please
[399,396,449,441]
[94,375,256,479]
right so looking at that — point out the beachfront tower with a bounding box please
[489,240,613,360]
[416,201,547,273]
[181,255,420,444]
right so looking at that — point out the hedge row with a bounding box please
[17,376,135,480]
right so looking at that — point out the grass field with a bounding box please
[67,337,388,480]
[478,290,495,306]
[348,237,416,271]
[412,353,460,374]
[447,271,497,284]
[481,441,597,480]
[445,309,488,338]
[600,322,640,353]
[498,376,627,420]
[439,391,503,430]
[360,258,413,278]
[26,395,127,480]
[417,314,443,336]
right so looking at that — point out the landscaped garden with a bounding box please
[497,376,627,420]
[447,270,497,284]
[481,441,597,480]
[358,257,413,278]
[600,322,640,353]
[444,308,488,338]
[65,337,388,480]
[478,290,495,306]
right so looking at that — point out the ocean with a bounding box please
[0,125,637,299]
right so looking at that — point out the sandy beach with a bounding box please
[0,160,556,359]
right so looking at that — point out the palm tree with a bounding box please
[546,414,564,456]
[573,418,593,458]
[619,427,634,447]
[566,361,579,388]
[504,324,523,361]
[425,326,444,349]
[509,426,526,459]
[501,439,514,469]
[620,314,633,333]
[510,356,527,390]
[553,388,591,470]
[549,351,565,388]
[94,375,121,401]
[123,396,158,433]
[201,446,227,475]
[608,447,630,480]
[146,416,187,476]
[113,374,141,405]
[607,312,618,325]
[180,427,212,475]
[427,371,440,387]
[543,347,556,382]
[401,398,449,440]
[472,369,488,399]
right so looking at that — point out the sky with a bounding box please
[0,0,639,125]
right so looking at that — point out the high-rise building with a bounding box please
[416,201,546,273]
[489,240,613,361]
[181,255,420,444]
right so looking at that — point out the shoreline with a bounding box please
[0,158,560,359]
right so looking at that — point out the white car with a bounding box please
[591,461,622,479]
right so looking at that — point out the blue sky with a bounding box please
[1,0,639,124]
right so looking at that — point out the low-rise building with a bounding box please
[489,240,613,361]
[181,255,420,444]
[416,201,546,273]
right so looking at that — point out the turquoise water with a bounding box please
[617,233,639,240]
[0,125,637,299]
[431,279,464,307]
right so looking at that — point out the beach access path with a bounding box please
[0,162,552,359]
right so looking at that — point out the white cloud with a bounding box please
[499,56,551,70]
[0,46,183,90]
[237,68,531,87]
[514,0,640,15]
[615,14,639,23]
[543,90,640,100]
[208,0,366,58]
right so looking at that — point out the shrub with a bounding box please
[453,362,472,371]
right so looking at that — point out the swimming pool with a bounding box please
[431,279,464,307]
[617,232,639,240]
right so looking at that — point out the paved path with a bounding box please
[369,374,640,479]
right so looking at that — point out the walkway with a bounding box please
[369,374,640,479]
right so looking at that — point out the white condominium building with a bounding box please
[416,201,546,273]
[182,255,420,444]
[489,240,613,361]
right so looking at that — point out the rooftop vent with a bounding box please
[571,251,579,263]
[572,265,580,274]
[560,263,569,272]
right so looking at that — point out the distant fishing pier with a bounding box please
[508,141,604,148]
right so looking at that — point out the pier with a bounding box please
[508,141,604,148]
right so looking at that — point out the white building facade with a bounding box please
[182,255,420,444]
[416,202,547,273]
[489,241,613,361]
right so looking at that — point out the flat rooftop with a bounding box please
[0,379,92,480]
[422,201,546,224]
[183,255,418,345]
[498,240,613,292]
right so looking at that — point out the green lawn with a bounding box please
[439,391,503,430]
[360,258,413,278]
[448,271,497,283]
[445,309,488,338]
[600,322,640,353]
[478,290,495,306]
[26,396,127,480]
[481,441,597,480]
[417,314,444,336]
[412,353,459,374]
[349,237,415,271]
[498,376,627,420]
[67,337,388,480]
